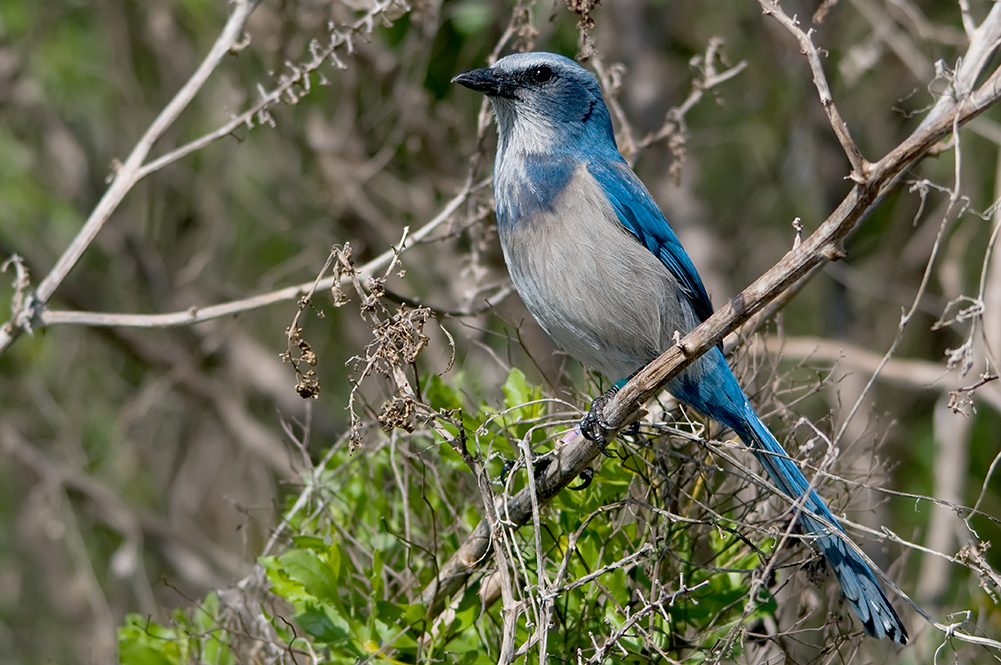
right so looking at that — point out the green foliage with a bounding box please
[122,366,792,662]
[119,594,234,665]
[261,543,424,660]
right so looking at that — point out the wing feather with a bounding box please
[587,160,715,325]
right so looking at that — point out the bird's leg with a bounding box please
[581,368,645,453]
[580,386,618,453]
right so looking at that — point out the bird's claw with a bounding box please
[569,466,595,490]
[580,390,616,456]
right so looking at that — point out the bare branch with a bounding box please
[760,0,868,178]
[29,178,488,330]
[0,0,264,353]
[0,0,411,354]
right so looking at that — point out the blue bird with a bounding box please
[453,52,907,643]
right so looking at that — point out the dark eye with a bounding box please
[528,65,554,84]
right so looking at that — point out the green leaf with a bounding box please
[281,548,340,604]
[427,373,464,410]
[296,603,354,647]
[502,368,534,410]
[190,592,218,634]
[374,600,428,629]
[374,600,405,624]
[450,589,480,633]
[495,368,545,437]
[370,549,385,598]
[119,643,177,665]
[292,535,329,551]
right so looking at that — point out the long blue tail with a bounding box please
[669,348,908,643]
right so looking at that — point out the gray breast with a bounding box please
[498,165,700,382]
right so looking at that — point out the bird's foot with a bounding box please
[498,451,555,487]
[580,388,618,456]
[531,453,553,479]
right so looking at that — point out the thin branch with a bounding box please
[31,178,488,330]
[917,3,1001,134]
[751,334,1001,414]
[834,177,959,448]
[0,0,412,353]
[759,0,868,178]
[633,41,748,157]
[0,0,264,353]
[593,38,748,170]
[850,0,935,81]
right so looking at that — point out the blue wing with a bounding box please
[587,159,715,325]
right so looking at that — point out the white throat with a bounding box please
[491,98,561,156]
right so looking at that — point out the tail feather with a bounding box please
[738,413,908,644]
[668,349,907,643]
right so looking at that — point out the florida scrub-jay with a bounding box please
[453,52,907,643]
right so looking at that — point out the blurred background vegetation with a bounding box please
[0,0,999,663]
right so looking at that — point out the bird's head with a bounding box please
[452,52,618,159]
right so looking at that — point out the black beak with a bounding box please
[452,67,517,99]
